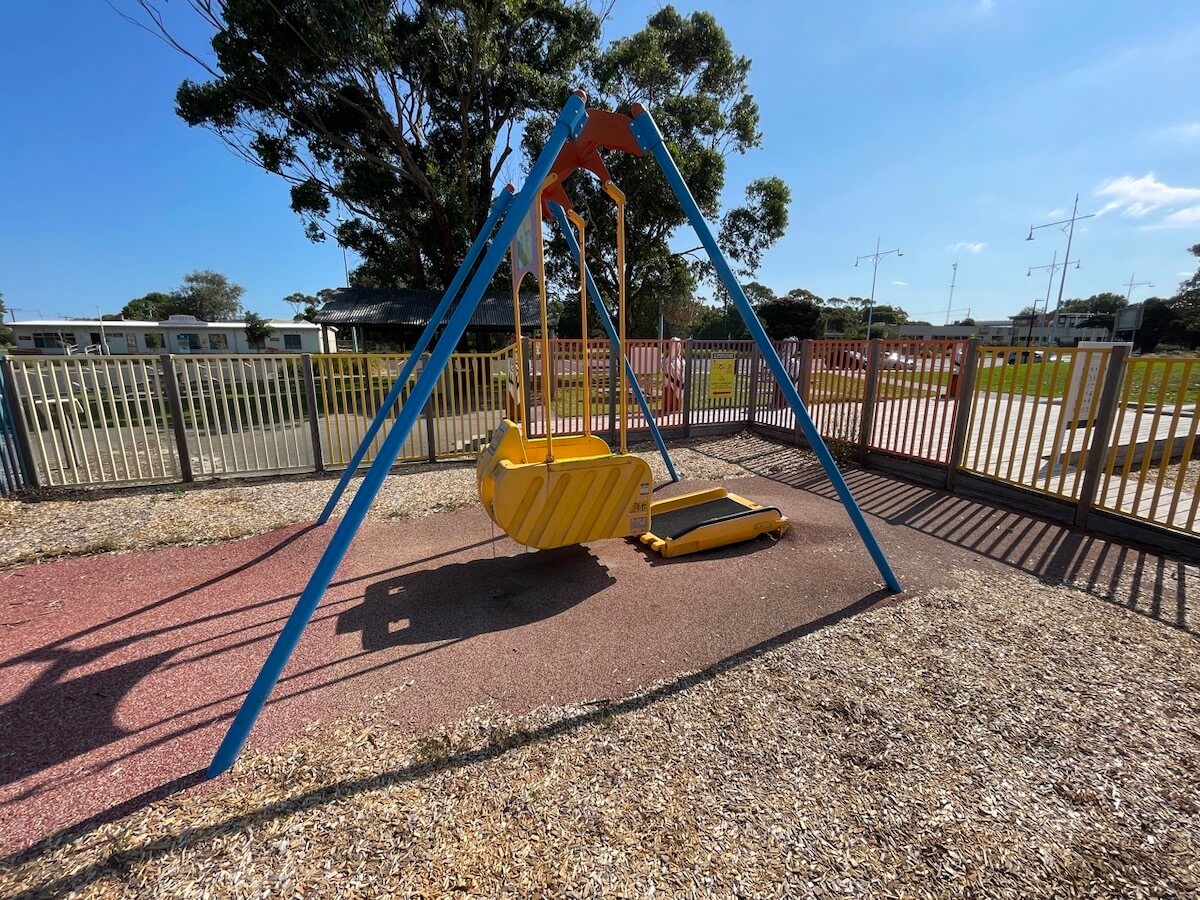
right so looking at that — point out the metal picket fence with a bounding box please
[5,355,178,487]
[0,362,32,495]
[5,339,1200,552]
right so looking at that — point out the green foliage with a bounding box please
[1172,243,1200,334]
[158,0,600,291]
[0,291,10,346]
[756,295,823,340]
[689,303,747,340]
[529,6,790,337]
[242,311,275,349]
[283,289,335,322]
[819,296,864,337]
[120,272,245,322]
[122,291,174,320]
[1059,292,1128,316]
[742,281,775,306]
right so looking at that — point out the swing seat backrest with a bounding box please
[477,419,652,549]
[492,453,652,550]
[477,418,612,516]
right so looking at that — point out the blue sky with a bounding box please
[2,0,1198,324]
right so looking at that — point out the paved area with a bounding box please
[1,460,1196,859]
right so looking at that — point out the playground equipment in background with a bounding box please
[207,92,903,777]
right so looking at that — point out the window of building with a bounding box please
[176,333,201,351]
[283,333,303,351]
[32,332,75,349]
[144,333,164,350]
[209,334,229,351]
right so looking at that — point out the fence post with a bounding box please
[160,354,193,484]
[945,339,979,492]
[422,353,438,462]
[857,339,882,463]
[681,339,694,437]
[795,339,813,448]
[0,358,39,489]
[1074,344,1130,528]
[300,354,324,474]
[747,345,761,427]
[521,337,535,435]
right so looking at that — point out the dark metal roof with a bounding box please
[313,288,544,330]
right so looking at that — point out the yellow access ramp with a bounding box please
[640,487,788,558]
[478,419,652,550]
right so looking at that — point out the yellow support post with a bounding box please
[603,181,629,454]
[567,209,591,437]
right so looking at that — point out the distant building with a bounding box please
[1007,311,1110,346]
[8,315,334,355]
[897,321,1014,344]
[313,288,541,352]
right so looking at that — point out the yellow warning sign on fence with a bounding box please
[709,352,736,399]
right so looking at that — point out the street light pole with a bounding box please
[1026,250,1077,347]
[1026,193,1095,346]
[854,236,903,338]
[945,260,958,325]
[1123,273,1153,347]
[1123,272,1153,303]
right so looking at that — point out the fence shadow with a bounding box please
[691,432,1198,635]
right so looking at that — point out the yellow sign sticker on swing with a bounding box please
[709,352,736,399]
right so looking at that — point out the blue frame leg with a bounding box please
[548,201,679,482]
[318,187,517,523]
[207,94,590,777]
[630,107,902,593]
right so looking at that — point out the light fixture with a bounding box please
[1026,268,1032,276]
[854,260,860,267]
[897,250,904,257]
[1026,228,1034,241]
[1074,261,1081,269]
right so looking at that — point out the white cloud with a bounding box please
[1096,173,1200,217]
[1180,272,1195,277]
[973,0,995,14]
[1096,173,1200,230]
[1041,208,1065,219]
[1158,122,1200,143]
[891,280,909,287]
[1142,206,1200,230]
[949,241,986,254]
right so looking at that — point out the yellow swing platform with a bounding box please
[478,172,784,558]
[641,487,788,558]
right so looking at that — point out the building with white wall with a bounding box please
[8,315,335,355]
[897,321,1015,343]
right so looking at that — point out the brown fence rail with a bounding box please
[962,345,1113,503]
[869,339,964,464]
[1095,355,1200,532]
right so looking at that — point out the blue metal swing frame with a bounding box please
[207,94,900,777]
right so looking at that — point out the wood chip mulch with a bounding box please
[0,436,763,568]
[2,569,1197,898]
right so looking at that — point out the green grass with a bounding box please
[973,358,1200,404]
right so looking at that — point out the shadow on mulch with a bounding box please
[2,586,891,895]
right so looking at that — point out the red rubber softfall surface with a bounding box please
[0,475,954,855]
